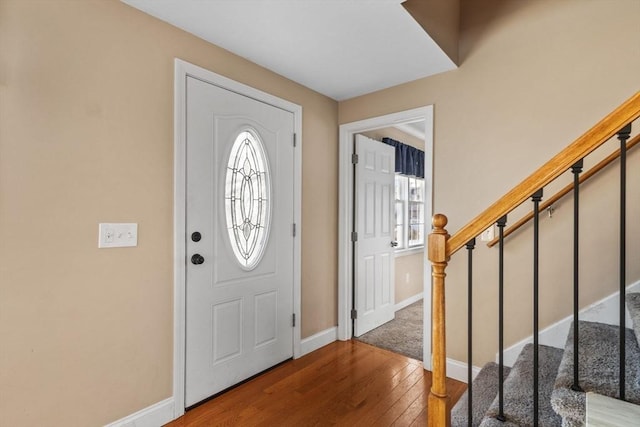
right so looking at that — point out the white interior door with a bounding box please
[354,134,396,336]
[185,76,295,406]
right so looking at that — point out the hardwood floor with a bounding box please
[166,340,466,426]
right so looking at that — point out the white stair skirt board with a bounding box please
[500,280,640,367]
[104,397,174,427]
[395,292,424,312]
[446,358,482,384]
[300,327,338,357]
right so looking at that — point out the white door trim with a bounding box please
[338,106,434,370]
[173,59,302,417]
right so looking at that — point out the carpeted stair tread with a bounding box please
[551,320,640,426]
[479,344,563,427]
[627,293,640,345]
[451,362,510,427]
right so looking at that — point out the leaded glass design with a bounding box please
[225,130,271,269]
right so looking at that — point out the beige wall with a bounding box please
[0,1,337,425]
[403,0,460,64]
[340,0,640,365]
[394,253,424,303]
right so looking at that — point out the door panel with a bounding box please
[255,290,278,347]
[185,76,294,406]
[212,299,243,363]
[354,134,396,336]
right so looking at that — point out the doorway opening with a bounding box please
[338,106,433,370]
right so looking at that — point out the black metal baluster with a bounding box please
[531,188,543,426]
[467,238,476,427]
[618,123,631,400]
[497,215,507,422]
[571,160,584,392]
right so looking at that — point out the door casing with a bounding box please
[338,106,434,370]
[173,59,302,416]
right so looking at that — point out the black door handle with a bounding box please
[191,254,205,265]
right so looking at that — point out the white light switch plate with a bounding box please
[98,223,138,248]
[480,225,495,242]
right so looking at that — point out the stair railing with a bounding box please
[426,91,640,427]
[486,133,640,248]
[484,131,639,398]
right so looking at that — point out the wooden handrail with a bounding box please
[446,91,640,257]
[487,133,640,247]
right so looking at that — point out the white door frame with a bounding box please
[338,106,434,370]
[173,59,302,417]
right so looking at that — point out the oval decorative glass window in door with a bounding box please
[225,130,271,269]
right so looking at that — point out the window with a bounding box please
[224,130,271,269]
[394,175,425,250]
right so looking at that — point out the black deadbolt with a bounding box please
[191,254,205,265]
[191,232,202,242]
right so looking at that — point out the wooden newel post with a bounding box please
[427,214,450,427]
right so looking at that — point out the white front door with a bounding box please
[354,134,396,336]
[185,76,295,406]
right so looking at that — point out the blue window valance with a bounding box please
[382,137,425,178]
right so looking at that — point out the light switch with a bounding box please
[480,225,495,242]
[99,223,138,248]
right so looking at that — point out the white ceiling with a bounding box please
[122,0,456,101]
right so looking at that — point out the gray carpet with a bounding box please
[356,299,423,361]
[551,320,640,426]
[628,293,640,345]
[480,344,564,427]
[452,362,511,427]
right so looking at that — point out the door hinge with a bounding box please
[351,309,358,320]
[351,231,358,242]
[351,153,359,164]
[293,133,297,147]
[293,223,297,237]
[292,313,296,327]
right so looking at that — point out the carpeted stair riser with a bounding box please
[451,362,510,427]
[479,344,564,427]
[627,293,640,345]
[550,320,640,426]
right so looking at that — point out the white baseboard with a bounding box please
[446,358,481,384]
[300,326,338,356]
[395,292,424,311]
[104,397,174,427]
[500,280,640,367]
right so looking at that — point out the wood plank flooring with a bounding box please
[166,340,466,426]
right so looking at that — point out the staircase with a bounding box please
[451,294,640,426]
[426,91,640,427]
